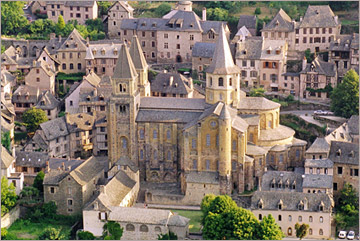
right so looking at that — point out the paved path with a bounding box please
[299,114,324,127]
[134,203,201,210]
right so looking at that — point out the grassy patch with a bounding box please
[171,210,202,233]
[7,218,72,240]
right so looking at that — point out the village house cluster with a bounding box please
[1,1,359,240]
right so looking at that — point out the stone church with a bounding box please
[107,26,306,205]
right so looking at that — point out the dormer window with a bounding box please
[277,180,283,188]
[258,199,263,209]
[337,149,341,156]
[292,181,296,190]
[271,179,275,188]
[152,23,156,27]
[349,150,354,158]
[298,201,304,210]
[278,200,283,210]
[319,202,324,211]
[190,23,194,27]
[267,49,271,54]
[87,95,91,101]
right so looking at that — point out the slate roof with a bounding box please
[299,5,340,28]
[39,116,68,141]
[115,156,139,172]
[192,42,216,58]
[206,26,240,75]
[1,69,16,86]
[240,114,260,126]
[260,40,287,60]
[70,156,104,186]
[238,97,280,110]
[64,1,95,7]
[235,36,263,60]
[347,115,359,135]
[35,90,60,110]
[237,15,257,33]
[151,73,192,95]
[136,110,202,124]
[31,60,56,77]
[27,130,48,150]
[113,44,137,79]
[84,71,101,87]
[258,125,295,142]
[15,151,49,168]
[305,158,333,168]
[108,207,173,225]
[328,141,358,165]
[12,85,40,104]
[329,35,353,52]
[86,43,122,60]
[45,38,66,55]
[1,146,14,169]
[140,97,206,111]
[186,171,219,184]
[246,143,267,156]
[108,1,134,13]
[235,26,251,38]
[306,137,330,153]
[66,113,95,132]
[44,158,84,185]
[168,214,190,227]
[58,29,87,51]
[251,191,334,212]
[301,56,336,77]
[263,9,293,32]
[350,33,359,49]
[261,171,303,192]
[129,35,148,70]
[200,20,227,35]
[302,174,333,189]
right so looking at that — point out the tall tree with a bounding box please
[57,15,65,31]
[1,177,17,216]
[22,107,48,132]
[200,194,216,223]
[33,171,45,193]
[249,88,266,97]
[330,69,359,118]
[154,3,172,17]
[1,131,11,152]
[295,223,309,240]
[258,215,284,240]
[1,1,28,35]
[103,221,123,240]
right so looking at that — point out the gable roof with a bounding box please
[69,156,104,186]
[235,36,263,60]
[299,5,340,28]
[261,171,303,192]
[238,97,280,110]
[347,115,359,135]
[15,151,49,168]
[1,146,14,169]
[40,116,68,141]
[58,28,87,51]
[108,1,134,13]
[328,141,358,165]
[151,73,192,95]
[302,174,333,189]
[192,42,216,58]
[35,90,60,110]
[235,26,251,38]
[306,137,330,154]
[112,44,138,79]
[206,25,240,75]
[129,35,148,70]
[263,9,293,32]
[301,56,336,76]
[140,97,206,111]
[237,15,257,31]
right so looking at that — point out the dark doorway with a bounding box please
[176,55,182,63]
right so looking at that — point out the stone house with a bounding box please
[46,1,98,25]
[150,72,194,98]
[106,1,134,39]
[36,47,60,72]
[29,1,47,14]
[192,42,215,76]
[1,146,24,195]
[329,141,359,196]
[1,46,19,72]
[235,36,263,88]
[12,85,41,116]
[24,60,56,94]
[233,26,252,42]
[259,40,288,92]
[1,88,16,148]
[305,137,331,160]
[43,156,105,215]
[299,56,337,101]
[251,191,334,239]
[350,33,359,70]
[15,151,49,185]
[34,90,60,120]
[56,29,87,74]
[237,15,257,36]
[280,60,303,96]
[303,158,333,194]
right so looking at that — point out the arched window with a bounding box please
[319,216,323,223]
[278,215,282,221]
[216,135,219,147]
[206,134,210,146]
[126,224,135,231]
[298,216,302,222]
[309,228,313,235]
[288,215,292,221]
[166,130,171,140]
[259,214,262,220]
[167,151,171,161]
[319,229,323,235]
[288,228,292,236]
[296,150,300,158]
[209,77,212,86]
[119,84,123,92]
[218,77,224,86]
[229,78,232,86]
[192,139,196,149]
[139,129,144,139]
[121,137,127,149]
[140,149,144,160]
[154,226,161,232]
[309,216,313,222]
[154,150,158,160]
[232,140,237,150]
[153,129,158,139]
[140,224,148,232]
[279,154,284,163]
[193,159,197,170]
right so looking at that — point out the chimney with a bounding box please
[334,16,338,24]
[189,77,193,89]
[15,53,19,61]
[300,17,303,22]
[202,7,207,21]
[99,185,105,194]
[58,35,62,43]
[169,76,174,86]
[302,56,307,70]
[50,33,56,40]
[46,161,50,172]
[33,60,36,66]
[61,162,65,170]
[263,22,266,28]
[93,88,97,97]
[86,37,90,46]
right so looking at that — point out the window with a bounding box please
[303,28,307,34]
[78,63,81,70]
[288,228,292,236]
[316,168,320,174]
[288,215,292,221]
[142,41,145,47]
[296,150,300,158]
[206,134,210,146]
[122,137,127,149]
[167,151,171,161]
[192,139,196,149]
[36,77,40,82]
[139,129,144,139]
[310,167,313,174]
[155,226,161,232]
[319,216,323,223]
[298,216,302,222]
[70,63,74,69]
[153,130,158,139]
[166,130,171,140]
[278,215,282,221]
[218,77,224,86]
[164,33,168,38]
[62,63,66,70]
[50,187,55,193]
[295,38,299,44]
[232,140,237,150]
[319,229,323,235]
[279,154,284,163]
[242,60,247,67]
[164,43,168,49]
[193,159,197,170]
[176,44,180,49]
[241,70,247,77]
[140,149,144,160]
[259,214,262,220]
[303,37,307,43]
[206,160,210,170]
[216,135,219,147]
[309,229,313,235]
[263,74,266,80]
[190,35,194,40]
[338,166,343,175]
[70,13,73,17]
[67,187,72,195]
[99,212,107,220]
[140,225,148,232]
[296,29,299,34]
[67,199,73,205]
[76,13,81,18]
[154,150,158,160]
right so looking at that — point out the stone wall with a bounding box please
[1,205,20,229]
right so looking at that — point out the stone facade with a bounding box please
[107,1,134,39]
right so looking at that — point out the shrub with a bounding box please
[255,7,261,15]
[78,231,95,240]
[39,227,65,240]
[1,228,8,239]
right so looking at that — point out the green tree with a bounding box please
[200,193,216,223]
[304,49,314,63]
[57,15,65,31]
[78,231,95,240]
[22,107,48,132]
[207,8,229,21]
[85,18,104,32]
[42,201,57,218]
[1,228,8,240]
[335,183,359,229]
[258,214,284,240]
[98,1,113,16]
[1,177,17,216]
[158,231,178,240]
[330,69,359,118]
[33,171,45,193]
[39,227,65,240]
[207,195,237,215]
[1,131,11,152]
[295,223,309,240]
[103,221,123,240]
[20,186,40,200]
[255,7,261,15]
[154,3,172,17]
[249,88,266,97]
[1,45,5,54]
[1,1,28,35]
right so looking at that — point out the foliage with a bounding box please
[42,201,57,219]
[154,3,172,17]
[304,49,314,63]
[25,201,57,221]
[56,15,66,32]
[200,194,216,223]
[255,7,261,15]
[148,70,158,82]
[295,223,309,240]
[1,228,8,240]
[158,231,178,240]
[330,69,359,118]
[56,72,86,81]
[1,45,5,54]
[103,221,123,240]
[1,131,11,152]
[22,107,48,132]
[98,1,113,16]
[39,227,65,240]
[201,195,283,240]
[58,111,66,117]
[20,186,40,200]
[85,18,104,32]
[78,231,95,240]
[258,215,284,240]
[306,84,333,93]
[285,94,295,102]
[207,8,229,21]
[1,1,28,35]
[33,171,45,193]
[249,88,266,97]
[1,177,17,216]
[256,16,271,35]
[335,183,359,229]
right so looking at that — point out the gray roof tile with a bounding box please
[299,5,340,28]
[329,141,358,165]
[302,174,333,189]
